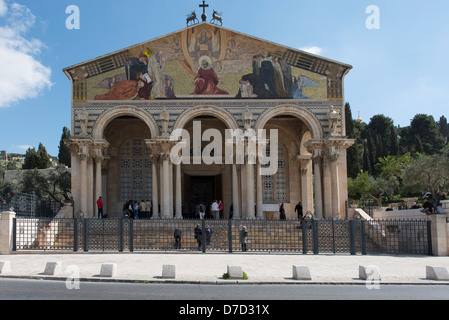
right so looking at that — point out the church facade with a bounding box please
[63,21,354,220]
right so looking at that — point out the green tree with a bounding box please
[438,116,449,144]
[400,114,446,155]
[402,154,449,196]
[345,103,361,178]
[20,165,71,204]
[58,126,71,167]
[22,148,39,169]
[36,143,51,169]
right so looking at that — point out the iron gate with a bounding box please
[13,217,432,255]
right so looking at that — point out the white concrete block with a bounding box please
[359,265,381,281]
[426,266,449,281]
[43,261,62,276]
[162,264,176,279]
[100,263,117,277]
[227,265,243,279]
[0,261,11,274]
[292,265,312,280]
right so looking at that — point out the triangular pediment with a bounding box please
[64,22,351,102]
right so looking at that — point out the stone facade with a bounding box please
[63,22,354,219]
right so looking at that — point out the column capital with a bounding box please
[327,152,340,162]
[149,154,160,163]
[160,153,171,162]
[78,153,89,161]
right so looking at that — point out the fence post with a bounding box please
[228,219,233,253]
[119,219,124,252]
[427,220,433,256]
[361,221,367,255]
[349,220,356,255]
[73,218,78,252]
[83,219,88,252]
[201,219,206,253]
[302,221,308,254]
[129,219,134,252]
[312,220,319,254]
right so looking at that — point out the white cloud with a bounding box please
[15,144,32,151]
[300,46,323,56]
[0,0,7,16]
[0,1,52,108]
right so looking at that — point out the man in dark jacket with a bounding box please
[295,202,303,220]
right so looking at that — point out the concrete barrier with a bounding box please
[426,266,449,281]
[43,261,62,276]
[227,265,243,279]
[100,263,117,277]
[292,266,312,280]
[359,265,381,280]
[162,264,176,279]
[0,261,11,274]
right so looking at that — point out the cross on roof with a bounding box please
[199,1,208,21]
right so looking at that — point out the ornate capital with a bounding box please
[327,152,340,162]
[160,153,170,162]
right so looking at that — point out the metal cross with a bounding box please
[199,1,208,21]
[199,1,209,14]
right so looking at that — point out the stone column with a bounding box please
[312,153,323,219]
[246,155,256,218]
[175,163,182,219]
[256,162,264,219]
[150,155,159,218]
[428,213,449,256]
[69,146,80,216]
[95,155,103,208]
[322,156,332,219]
[87,157,94,217]
[161,153,171,219]
[329,151,340,218]
[0,211,16,254]
[169,161,173,217]
[79,153,88,216]
[232,164,240,219]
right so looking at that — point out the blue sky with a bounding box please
[0,0,448,157]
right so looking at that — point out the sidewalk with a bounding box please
[1,252,449,285]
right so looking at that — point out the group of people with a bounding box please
[183,200,226,219]
[122,199,153,219]
[192,224,248,252]
[279,201,303,220]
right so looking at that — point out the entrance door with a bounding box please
[190,175,216,205]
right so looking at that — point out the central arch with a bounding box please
[92,106,159,140]
[173,105,239,131]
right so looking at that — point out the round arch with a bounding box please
[173,105,239,130]
[92,106,159,140]
[254,105,323,139]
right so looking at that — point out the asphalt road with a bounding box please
[1,278,448,301]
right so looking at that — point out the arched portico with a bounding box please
[92,106,159,140]
[173,105,239,131]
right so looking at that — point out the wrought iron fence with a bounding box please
[13,217,432,255]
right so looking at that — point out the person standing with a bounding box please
[96,196,104,219]
[205,225,212,246]
[279,202,286,220]
[194,224,202,251]
[140,200,147,218]
[133,201,139,219]
[295,202,303,220]
[199,203,206,219]
[239,225,248,252]
[211,200,219,220]
[218,200,224,219]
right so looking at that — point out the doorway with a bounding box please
[184,174,222,206]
